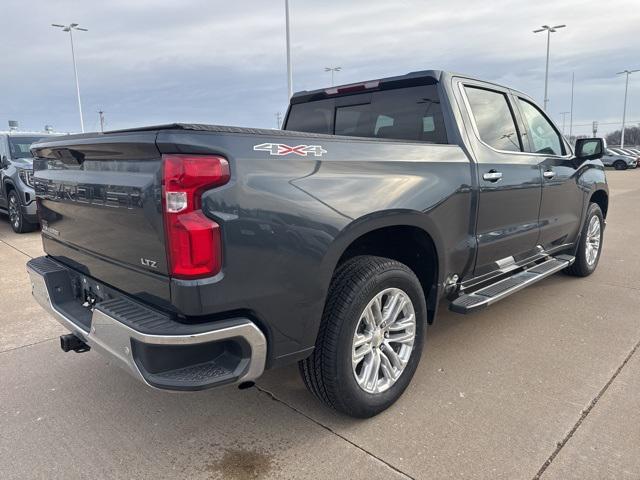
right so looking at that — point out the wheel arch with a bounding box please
[322,211,445,323]
[3,178,16,197]
[590,189,608,218]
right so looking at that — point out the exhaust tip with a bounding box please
[238,381,255,390]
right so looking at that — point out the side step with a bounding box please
[450,255,575,314]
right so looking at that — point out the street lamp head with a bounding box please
[51,23,87,32]
[534,24,566,33]
[617,69,640,75]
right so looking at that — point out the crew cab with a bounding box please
[27,70,608,418]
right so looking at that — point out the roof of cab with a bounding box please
[290,69,444,104]
[289,69,531,104]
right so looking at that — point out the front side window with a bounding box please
[464,86,522,152]
[517,99,564,156]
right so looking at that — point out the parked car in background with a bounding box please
[626,147,640,156]
[603,148,637,170]
[0,132,59,232]
[610,147,640,160]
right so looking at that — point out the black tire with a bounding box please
[299,255,427,418]
[613,160,627,170]
[565,203,604,277]
[7,190,37,234]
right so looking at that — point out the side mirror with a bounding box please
[1,155,8,168]
[575,138,606,161]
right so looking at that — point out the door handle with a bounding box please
[543,170,555,179]
[482,170,503,182]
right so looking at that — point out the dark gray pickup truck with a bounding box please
[27,70,608,417]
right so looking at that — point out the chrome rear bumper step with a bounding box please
[450,255,575,314]
[27,256,267,391]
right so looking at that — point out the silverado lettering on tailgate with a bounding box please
[36,181,143,210]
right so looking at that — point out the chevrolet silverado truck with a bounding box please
[27,70,608,418]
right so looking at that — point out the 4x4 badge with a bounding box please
[253,143,327,157]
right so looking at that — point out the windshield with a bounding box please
[8,137,44,159]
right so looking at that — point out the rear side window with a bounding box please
[517,98,564,156]
[286,84,448,144]
[464,86,522,152]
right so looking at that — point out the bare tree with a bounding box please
[606,124,640,146]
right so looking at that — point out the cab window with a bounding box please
[517,99,564,156]
[464,86,522,152]
[286,84,448,144]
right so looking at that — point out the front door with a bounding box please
[460,83,542,277]
[514,96,583,250]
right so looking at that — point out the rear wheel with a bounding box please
[7,190,37,234]
[299,256,427,418]
[613,160,627,170]
[565,203,603,277]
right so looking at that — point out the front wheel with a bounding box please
[565,203,604,277]
[299,256,427,418]
[7,190,37,234]
[613,161,627,170]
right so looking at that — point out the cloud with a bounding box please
[1,0,638,135]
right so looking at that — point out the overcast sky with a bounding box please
[1,0,638,136]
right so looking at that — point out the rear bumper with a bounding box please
[26,256,267,391]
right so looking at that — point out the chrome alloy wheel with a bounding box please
[585,215,601,266]
[351,288,416,394]
[8,194,20,230]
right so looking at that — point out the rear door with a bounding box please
[457,81,543,277]
[513,95,583,251]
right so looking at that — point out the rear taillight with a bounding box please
[162,154,230,279]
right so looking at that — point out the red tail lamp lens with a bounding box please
[162,154,230,279]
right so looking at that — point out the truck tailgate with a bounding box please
[32,132,171,305]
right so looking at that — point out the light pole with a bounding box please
[617,69,639,148]
[325,67,342,86]
[52,23,88,133]
[284,0,293,99]
[559,111,570,135]
[533,24,566,112]
[98,110,105,133]
[569,72,575,139]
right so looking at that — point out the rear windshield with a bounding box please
[285,84,448,144]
